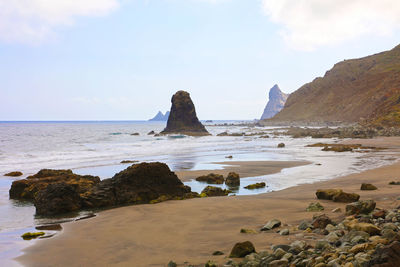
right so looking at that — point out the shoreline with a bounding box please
[17,137,400,267]
[176,160,310,182]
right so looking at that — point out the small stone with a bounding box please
[360,183,377,190]
[280,229,289,235]
[240,228,257,234]
[298,220,313,230]
[312,214,333,229]
[274,248,286,259]
[306,202,324,212]
[332,208,342,213]
[277,143,285,148]
[261,219,281,231]
[229,241,256,258]
[269,259,288,267]
[205,260,216,267]
[167,261,177,267]
[212,250,224,255]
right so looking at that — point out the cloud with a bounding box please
[0,0,119,44]
[262,0,400,50]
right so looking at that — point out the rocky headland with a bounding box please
[260,85,288,120]
[161,90,210,136]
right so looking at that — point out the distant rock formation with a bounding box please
[161,91,210,136]
[260,84,288,120]
[264,44,400,126]
[149,111,170,121]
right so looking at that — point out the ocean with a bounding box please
[0,121,398,265]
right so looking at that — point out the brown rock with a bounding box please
[345,200,376,215]
[229,241,255,258]
[225,172,240,187]
[312,214,333,229]
[316,189,342,200]
[369,241,400,267]
[361,183,377,190]
[195,173,224,184]
[4,171,23,177]
[201,186,230,197]
[332,191,360,203]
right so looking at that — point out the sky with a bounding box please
[1,0,400,120]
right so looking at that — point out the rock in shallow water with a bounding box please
[225,172,240,187]
[200,186,230,197]
[195,173,224,184]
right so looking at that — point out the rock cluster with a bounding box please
[195,172,240,188]
[161,91,209,136]
[222,206,400,267]
[10,163,199,216]
[316,189,360,203]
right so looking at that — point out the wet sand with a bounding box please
[176,160,309,182]
[17,137,400,267]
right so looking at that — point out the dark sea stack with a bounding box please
[82,162,196,208]
[161,91,209,136]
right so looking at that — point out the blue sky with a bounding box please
[1,0,400,120]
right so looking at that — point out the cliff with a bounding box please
[264,45,400,126]
[260,84,288,120]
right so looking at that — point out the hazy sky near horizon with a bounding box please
[2,0,400,120]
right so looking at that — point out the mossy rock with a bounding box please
[361,183,377,190]
[21,232,45,240]
[229,241,256,258]
[306,202,324,212]
[244,182,266,190]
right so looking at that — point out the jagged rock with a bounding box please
[225,172,240,187]
[200,186,230,197]
[245,182,266,190]
[260,85,288,120]
[9,169,100,201]
[195,173,224,184]
[360,183,377,190]
[369,241,400,267]
[161,91,209,136]
[229,241,256,258]
[345,200,376,215]
[149,111,170,121]
[147,130,155,135]
[4,171,23,177]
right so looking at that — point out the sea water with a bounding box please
[0,121,398,265]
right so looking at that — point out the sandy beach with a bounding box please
[17,137,400,267]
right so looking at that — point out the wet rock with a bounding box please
[147,131,155,135]
[345,200,376,215]
[160,91,210,136]
[4,171,23,177]
[195,173,225,184]
[306,202,324,212]
[277,143,285,148]
[9,169,100,201]
[205,260,217,267]
[225,172,240,187]
[225,155,233,159]
[130,132,140,136]
[312,214,333,229]
[389,181,400,185]
[83,162,195,208]
[373,209,387,219]
[34,183,82,215]
[212,251,224,255]
[200,186,230,197]
[229,241,256,258]
[35,224,62,231]
[21,232,45,240]
[244,182,266,190]
[360,183,377,190]
[261,219,281,231]
[316,189,343,200]
[290,240,307,254]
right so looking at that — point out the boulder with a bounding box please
[34,183,82,216]
[200,186,230,197]
[225,172,240,187]
[9,169,100,201]
[360,183,377,190]
[160,91,210,136]
[195,173,224,184]
[316,189,343,200]
[83,162,195,208]
[229,241,256,258]
[347,222,381,235]
[312,214,333,229]
[345,200,376,215]
[4,171,23,177]
[244,182,266,190]
[261,219,281,231]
